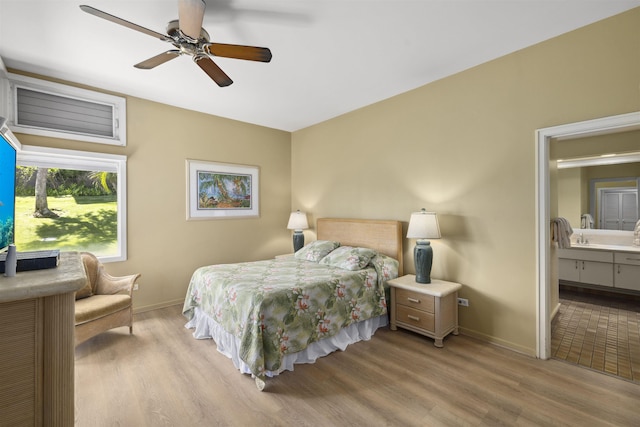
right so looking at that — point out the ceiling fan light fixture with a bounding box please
[178,0,206,40]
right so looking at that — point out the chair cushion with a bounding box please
[75,294,131,325]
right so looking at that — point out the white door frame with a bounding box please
[535,111,640,359]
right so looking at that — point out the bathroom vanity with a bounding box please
[558,232,640,292]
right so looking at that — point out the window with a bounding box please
[2,73,126,146]
[16,145,127,262]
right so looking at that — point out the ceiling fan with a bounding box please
[80,0,272,87]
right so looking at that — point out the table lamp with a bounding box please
[287,210,309,252]
[407,208,441,283]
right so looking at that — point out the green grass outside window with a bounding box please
[14,195,117,256]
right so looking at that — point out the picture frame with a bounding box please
[186,159,259,220]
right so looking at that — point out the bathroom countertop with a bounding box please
[568,243,640,253]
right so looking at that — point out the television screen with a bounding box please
[0,129,17,252]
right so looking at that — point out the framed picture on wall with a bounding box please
[186,159,259,220]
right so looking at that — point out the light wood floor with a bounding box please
[75,305,640,426]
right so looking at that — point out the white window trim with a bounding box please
[17,145,128,263]
[3,72,127,146]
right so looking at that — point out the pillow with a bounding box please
[294,240,341,262]
[319,246,377,271]
[370,254,400,285]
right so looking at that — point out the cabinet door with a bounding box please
[559,258,579,282]
[580,261,613,287]
[615,264,640,291]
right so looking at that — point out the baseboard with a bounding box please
[457,327,536,358]
[560,282,640,299]
[133,298,184,314]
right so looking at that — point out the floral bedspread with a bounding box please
[182,257,393,378]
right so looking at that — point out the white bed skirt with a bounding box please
[185,307,388,378]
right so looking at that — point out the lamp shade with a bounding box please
[287,210,309,231]
[406,209,441,239]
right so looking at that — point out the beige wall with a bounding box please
[557,168,583,227]
[15,96,291,312]
[291,8,640,354]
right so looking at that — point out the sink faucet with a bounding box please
[576,233,588,245]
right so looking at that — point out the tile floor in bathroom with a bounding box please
[552,286,640,383]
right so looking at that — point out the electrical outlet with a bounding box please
[457,297,469,307]
[133,284,139,291]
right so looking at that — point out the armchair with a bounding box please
[74,252,141,346]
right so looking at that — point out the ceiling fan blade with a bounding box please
[79,5,169,42]
[178,0,206,40]
[193,55,233,87]
[134,50,181,69]
[205,43,272,63]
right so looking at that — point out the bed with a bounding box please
[182,218,403,390]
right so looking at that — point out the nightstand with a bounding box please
[388,274,462,347]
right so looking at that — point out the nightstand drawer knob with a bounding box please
[407,314,420,321]
[407,297,421,304]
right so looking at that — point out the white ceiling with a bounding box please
[1,1,639,132]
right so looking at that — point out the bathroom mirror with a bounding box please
[552,129,640,231]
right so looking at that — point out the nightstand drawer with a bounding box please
[396,305,435,331]
[396,288,435,312]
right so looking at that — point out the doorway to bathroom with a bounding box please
[537,113,640,383]
[535,111,640,362]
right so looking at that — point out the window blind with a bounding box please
[16,87,114,138]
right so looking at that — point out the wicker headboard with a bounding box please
[316,218,403,276]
